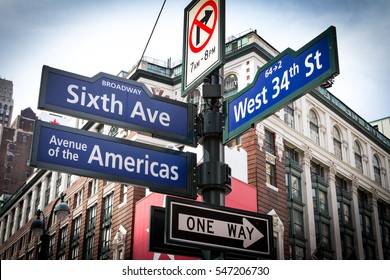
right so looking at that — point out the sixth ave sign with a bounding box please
[166,197,273,257]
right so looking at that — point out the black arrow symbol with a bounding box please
[196,10,213,46]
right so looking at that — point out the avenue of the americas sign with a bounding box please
[30,121,198,199]
[38,65,197,146]
[223,26,339,143]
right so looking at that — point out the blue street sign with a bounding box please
[30,121,197,199]
[223,26,339,143]
[38,66,197,146]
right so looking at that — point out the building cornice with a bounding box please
[311,88,390,153]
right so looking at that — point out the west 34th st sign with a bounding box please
[223,26,339,143]
[38,66,197,146]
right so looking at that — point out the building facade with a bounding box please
[0,107,37,198]
[0,78,14,128]
[0,30,389,260]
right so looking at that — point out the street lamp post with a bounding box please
[30,192,70,260]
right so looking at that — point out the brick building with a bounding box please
[0,78,14,128]
[0,29,389,260]
[0,107,37,197]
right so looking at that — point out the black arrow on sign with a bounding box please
[196,10,213,46]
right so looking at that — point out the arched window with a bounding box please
[373,155,382,185]
[354,141,363,172]
[309,110,320,144]
[224,74,238,96]
[333,126,342,160]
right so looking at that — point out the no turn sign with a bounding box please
[189,1,217,53]
[182,0,225,97]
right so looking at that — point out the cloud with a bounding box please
[1,0,389,122]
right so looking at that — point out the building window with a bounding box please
[108,126,119,137]
[35,184,41,211]
[48,235,55,259]
[57,226,67,260]
[19,234,26,253]
[1,217,7,243]
[17,201,23,230]
[120,184,128,204]
[340,201,352,226]
[358,190,376,259]
[311,190,317,212]
[293,209,304,236]
[284,103,295,128]
[341,233,355,259]
[55,174,62,198]
[70,215,81,260]
[96,123,104,134]
[365,215,374,238]
[74,189,83,209]
[19,120,25,129]
[312,221,333,259]
[45,174,52,207]
[335,176,353,228]
[360,212,375,259]
[333,126,342,160]
[265,129,275,155]
[378,202,390,259]
[25,192,32,224]
[266,162,275,186]
[100,193,113,260]
[67,173,72,188]
[311,161,329,232]
[318,190,328,214]
[364,244,375,260]
[27,249,34,260]
[309,109,320,144]
[265,129,276,187]
[354,141,363,172]
[8,143,16,151]
[290,175,302,201]
[89,180,98,197]
[373,155,382,185]
[358,190,370,209]
[4,178,10,188]
[311,161,325,178]
[321,223,331,248]
[224,74,238,96]
[84,204,97,260]
[295,245,305,260]
[6,155,13,162]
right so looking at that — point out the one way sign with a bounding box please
[178,214,263,248]
[166,197,273,257]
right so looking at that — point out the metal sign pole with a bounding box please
[197,70,231,259]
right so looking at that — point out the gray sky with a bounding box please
[1,0,389,124]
